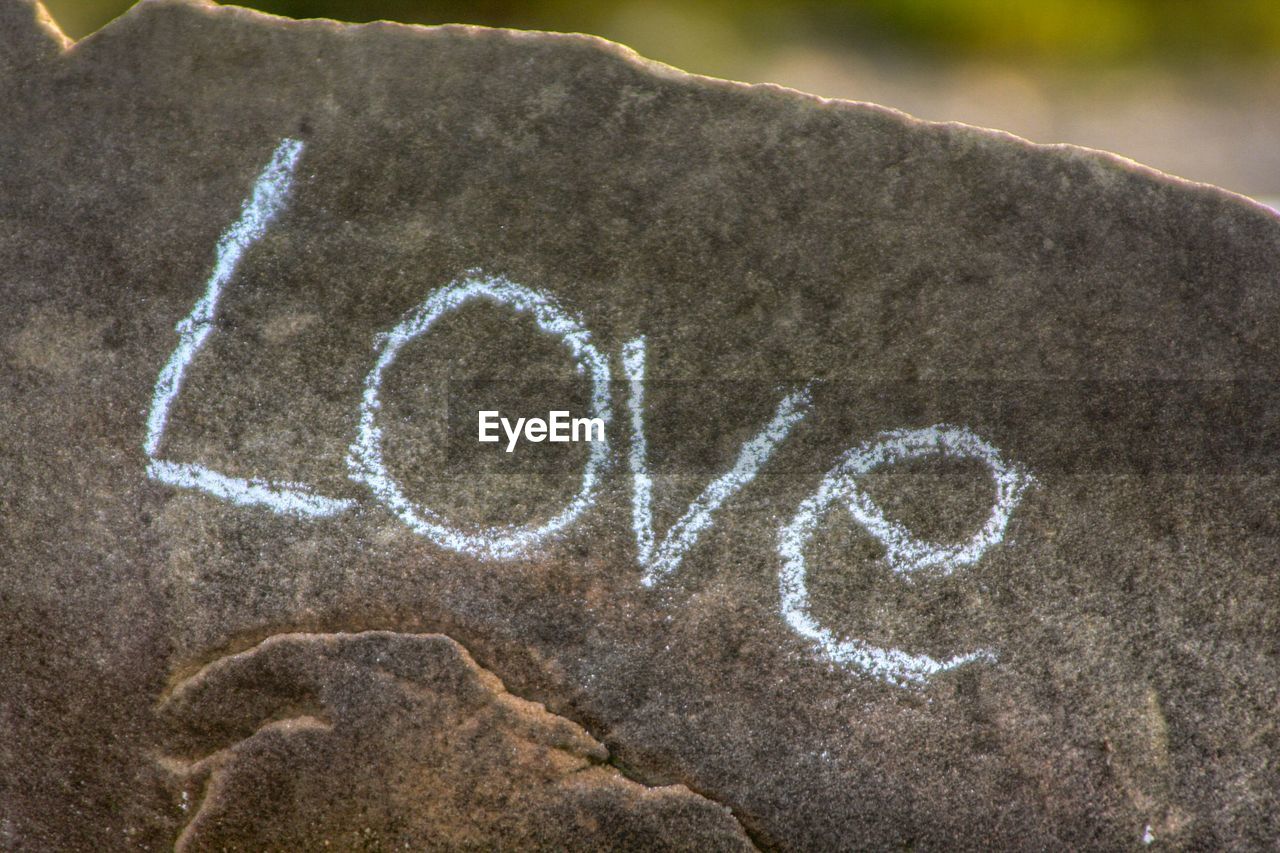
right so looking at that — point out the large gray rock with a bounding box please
[2,0,1278,848]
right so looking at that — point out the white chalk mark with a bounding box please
[778,425,1033,687]
[143,137,356,519]
[347,274,612,560]
[139,140,1034,693]
[623,337,812,586]
[146,460,354,518]
[842,426,1033,579]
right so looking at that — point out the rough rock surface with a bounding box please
[2,0,1278,849]
[159,631,752,850]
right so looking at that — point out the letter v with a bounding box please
[623,337,811,586]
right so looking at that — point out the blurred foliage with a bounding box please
[843,0,1280,62]
[42,0,1280,72]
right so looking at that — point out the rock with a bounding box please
[158,631,753,850]
[1,1,1277,849]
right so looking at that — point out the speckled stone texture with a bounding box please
[2,0,1278,849]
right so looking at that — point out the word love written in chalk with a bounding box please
[143,138,1035,688]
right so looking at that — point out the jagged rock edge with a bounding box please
[160,629,765,850]
[42,0,1280,219]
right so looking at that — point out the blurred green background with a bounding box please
[41,0,1280,203]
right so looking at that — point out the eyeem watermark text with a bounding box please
[478,410,606,452]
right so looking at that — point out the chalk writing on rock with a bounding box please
[778,426,1034,686]
[144,138,356,519]
[622,337,814,587]
[347,275,614,561]
[144,138,1035,687]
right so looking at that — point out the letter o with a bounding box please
[348,274,611,560]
